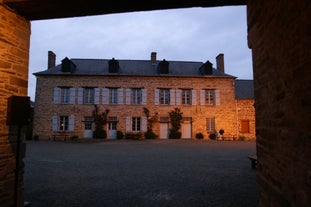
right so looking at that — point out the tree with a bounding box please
[143,107,158,139]
[168,107,183,139]
[92,105,109,139]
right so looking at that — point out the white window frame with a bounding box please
[132,117,141,132]
[109,88,118,104]
[84,88,94,104]
[132,88,142,105]
[159,89,170,105]
[182,89,191,105]
[206,117,215,132]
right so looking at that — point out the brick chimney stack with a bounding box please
[216,53,225,73]
[48,51,56,69]
[151,52,157,64]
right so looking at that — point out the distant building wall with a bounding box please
[0,4,30,207]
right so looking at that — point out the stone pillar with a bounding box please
[247,1,311,206]
[0,3,31,207]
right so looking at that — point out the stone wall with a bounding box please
[247,1,311,206]
[33,75,242,140]
[236,99,255,140]
[0,3,31,207]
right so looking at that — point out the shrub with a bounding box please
[238,135,245,141]
[196,133,204,139]
[145,131,158,139]
[93,129,107,139]
[116,131,124,139]
[125,132,144,140]
[169,131,181,139]
[70,135,78,140]
[209,133,217,140]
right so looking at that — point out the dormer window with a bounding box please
[158,59,169,74]
[108,58,119,73]
[199,61,213,75]
[61,57,76,73]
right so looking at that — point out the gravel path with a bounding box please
[24,140,258,207]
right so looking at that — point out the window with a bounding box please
[182,89,191,105]
[84,88,94,104]
[160,89,170,105]
[205,90,215,105]
[206,117,215,132]
[132,117,141,132]
[241,120,250,133]
[60,87,70,104]
[60,116,69,131]
[132,88,142,104]
[84,117,93,130]
[109,88,118,104]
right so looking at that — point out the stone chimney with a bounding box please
[151,52,157,64]
[216,53,225,73]
[48,51,56,69]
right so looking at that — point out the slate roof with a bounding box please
[235,79,254,99]
[33,58,235,78]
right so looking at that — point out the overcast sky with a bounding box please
[28,5,252,101]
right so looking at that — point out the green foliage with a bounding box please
[238,135,246,141]
[169,107,183,139]
[125,132,144,140]
[70,135,78,140]
[143,107,158,132]
[145,131,158,139]
[196,133,204,139]
[93,129,107,139]
[209,133,217,140]
[116,130,124,139]
[92,105,109,139]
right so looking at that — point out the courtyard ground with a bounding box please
[24,139,258,207]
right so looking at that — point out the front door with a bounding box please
[84,116,93,138]
[108,117,117,139]
[160,123,169,139]
[182,122,192,139]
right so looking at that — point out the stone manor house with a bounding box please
[33,52,255,140]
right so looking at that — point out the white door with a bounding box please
[160,123,169,139]
[182,122,192,139]
[84,117,93,138]
[108,121,117,139]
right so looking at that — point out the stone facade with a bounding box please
[33,56,255,141]
[0,3,31,207]
[247,1,311,206]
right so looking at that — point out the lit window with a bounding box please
[59,116,69,131]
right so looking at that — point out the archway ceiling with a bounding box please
[3,0,245,20]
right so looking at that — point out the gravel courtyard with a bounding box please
[24,140,258,207]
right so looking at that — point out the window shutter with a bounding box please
[69,88,75,104]
[176,89,181,105]
[126,117,131,132]
[52,116,58,131]
[125,88,131,105]
[170,89,175,105]
[141,117,147,132]
[215,89,220,105]
[53,87,60,104]
[118,88,123,104]
[102,88,108,104]
[192,90,197,105]
[154,89,159,105]
[200,90,205,105]
[68,115,75,131]
[142,89,147,105]
[94,88,100,104]
[78,88,83,104]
